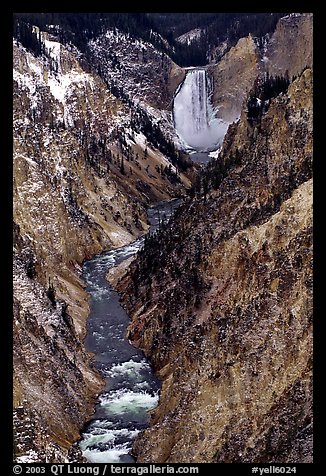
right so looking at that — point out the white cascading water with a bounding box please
[173,69,228,151]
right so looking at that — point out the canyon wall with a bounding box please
[120,68,313,463]
[13,32,191,462]
[208,35,259,124]
[208,13,313,126]
[13,12,313,463]
[265,14,313,78]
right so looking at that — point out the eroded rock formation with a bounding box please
[120,68,313,463]
[208,13,313,126]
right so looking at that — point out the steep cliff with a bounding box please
[120,68,313,463]
[13,30,192,462]
[264,14,313,77]
[208,13,313,127]
[208,36,260,124]
[89,29,185,111]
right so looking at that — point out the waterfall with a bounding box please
[173,69,228,151]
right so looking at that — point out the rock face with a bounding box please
[120,68,313,463]
[265,14,313,78]
[13,240,103,462]
[208,13,313,126]
[89,29,185,111]
[13,31,193,462]
[208,35,260,123]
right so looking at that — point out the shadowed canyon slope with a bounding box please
[119,68,313,463]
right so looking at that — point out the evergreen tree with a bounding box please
[120,157,125,175]
[47,280,56,307]
[14,12,287,67]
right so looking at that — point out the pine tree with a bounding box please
[47,280,56,307]
[120,157,125,175]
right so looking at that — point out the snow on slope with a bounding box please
[89,29,169,108]
[176,28,203,45]
[13,38,101,130]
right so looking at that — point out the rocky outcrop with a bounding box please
[13,32,192,462]
[208,35,260,123]
[89,29,185,111]
[208,13,313,127]
[120,69,313,463]
[265,14,313,78]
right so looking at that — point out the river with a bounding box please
[189,151,212,165]
[79,199,181,463]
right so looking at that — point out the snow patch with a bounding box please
[176,28,203,45]
[13,70,38,108]
[47,71,94,104]
[209,148,222,159]
[44,38,61,63]
[16,450,39,463]
[27,58,43,78]
[281,13,302,21]
[16,154,38,167]
[133,132,147,149]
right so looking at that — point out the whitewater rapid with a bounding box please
[79,200,181,463]
[173,68,228,151]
